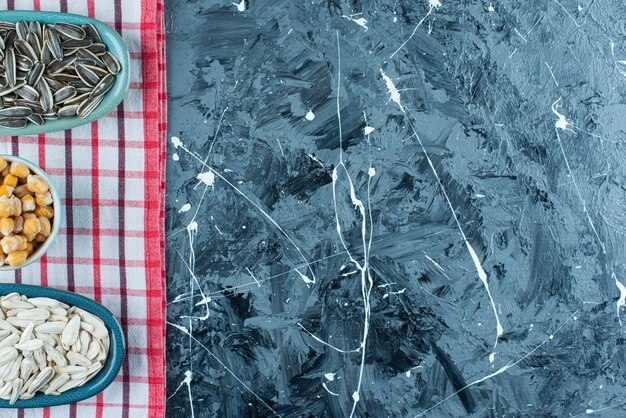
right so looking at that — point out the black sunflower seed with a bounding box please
[26,113,43,125]
[52,86,76,103]
[4,48,16,86]
[0,118,27,128]
[87,43,106,56]
[26,61,44,86]
[75,64,100,86]
[0,106,33,118]
[15,21,28,40]
[90,73,114,98]
[82,23,102,44]
[62,38,92,49]
[26,32,41,57]
[28,21,41,38]
[15,54,33,72]
[77,95,103,118]
[15,84,39,101]
[76,48,105,68]
[36,78,53,112]
[14,39,38,61]
[45,28,63,60]
[58,104,79,118]
[54,23,86,40]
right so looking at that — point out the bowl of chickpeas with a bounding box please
[0,155,61,270]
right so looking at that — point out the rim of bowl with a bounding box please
[0,155,62,271]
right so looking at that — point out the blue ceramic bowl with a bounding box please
[0,283,125,408]
[0,154,62,271]
[0,10,130,136]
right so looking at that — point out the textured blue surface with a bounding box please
[0,154,62,271]
[0,284,125,408]
[0,10,130,136]
[166,0,626,416]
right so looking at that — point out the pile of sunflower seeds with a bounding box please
[0,20,121,128]
[0,292,109,404]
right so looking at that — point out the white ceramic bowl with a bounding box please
[0,155,62,271]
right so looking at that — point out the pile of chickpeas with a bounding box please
[0,156,54,267]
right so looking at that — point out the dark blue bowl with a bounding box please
[0,283,125,408]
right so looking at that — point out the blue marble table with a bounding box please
[165,0,626,416]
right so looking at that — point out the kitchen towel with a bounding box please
[0,0,166,417]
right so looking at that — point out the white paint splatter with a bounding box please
[168,322,280,416]
[610,41,626,77]
[545,61,559,86]
[364,126,375,135]
[171,136,183,149]
[167,370,195,417]
[173,153,180,161]
[489,353,495,363]
[296,269,314,284]
[196,171,215,187]
[368,167,376,177]
[380,70,404,112]
[551,98,605,254]
[551,98,573,131]
[389,0,439,58]
[246,267,261,287]
[324,372,335,381]
[488,3,494,12]
[413,312,577,417]
[382,68,504,354]
[187,221,198,233]
[305,110,315,121]
[586,409,594,415]
[342,14,368,31]
[178,203,191,213]
[194,295,211,307]
[233,0,245,12]
[614,273,626,326]
[323,382,339,396]
[424,253,445,272]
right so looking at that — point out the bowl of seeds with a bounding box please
[0,10,130,135]
[0,155,61,270]
[0,284,125,408]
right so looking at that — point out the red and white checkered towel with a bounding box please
[0,0,166,417]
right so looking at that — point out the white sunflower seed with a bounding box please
[48,315,68,323]
[34,321,66,334]
[27,297,59,309]
[0,347,18,365]
[53,365,86,375]
[27,366,54,394]
[9,378,22,404]
[14,339,43,351]
[56,376,83,393]
[66,351,91,367]
[44,373,68,395]
[61,315,80,347]
[1,300,34,310]
[0,334,20,348]
[33,348,46,371]
[17,308,50,321]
